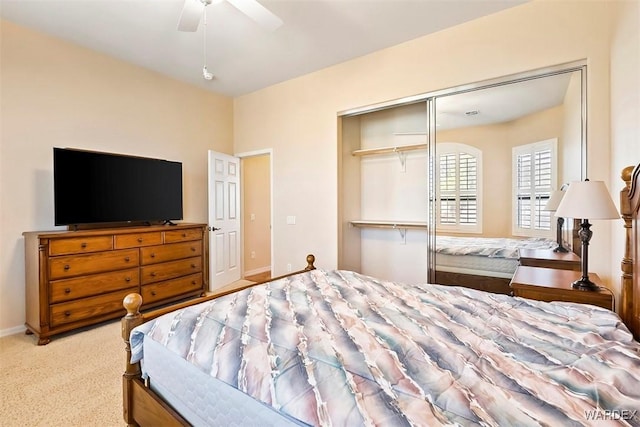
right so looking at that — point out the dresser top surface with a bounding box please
[511,266,608,293]
[23,223,206,239]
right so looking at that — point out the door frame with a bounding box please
[236,148,274,278]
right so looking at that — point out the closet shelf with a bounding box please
[351,143,428,157]
[349,220,428,230]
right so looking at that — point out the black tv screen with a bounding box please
[54,148,183,226]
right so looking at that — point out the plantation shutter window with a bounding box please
[512,139,557,237]
[436,143,482,233]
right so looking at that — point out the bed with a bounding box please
[121,165,640,426]
[433,236,559,294]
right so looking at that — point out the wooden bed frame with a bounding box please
[121,163,640,425]
[621,163,640,340]
[121,254,316,426]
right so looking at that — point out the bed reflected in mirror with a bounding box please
[430,66,585,293]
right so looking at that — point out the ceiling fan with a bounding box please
[177,0,283,32]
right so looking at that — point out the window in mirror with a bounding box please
[436,142,482,233]
[512,138,557,237]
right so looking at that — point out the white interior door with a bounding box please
[208,150,241,290]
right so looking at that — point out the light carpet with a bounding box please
[0,320,124,426]
[0,279,257,427]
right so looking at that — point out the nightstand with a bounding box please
[510,266,614,310]
[518,249,580,270]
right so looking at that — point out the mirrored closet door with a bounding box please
[338,62,586,290]
[428,64,586,293]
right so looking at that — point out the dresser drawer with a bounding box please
[50,287,137,327]
[24,223,208,345]
[140,257,202,284]
[142,273,203,305]
[164,228,202,243]
[49,236,113,256]
[114,232,162,249]
[49,268,140,303]
[140,241,202,265]
[49,249,139,280]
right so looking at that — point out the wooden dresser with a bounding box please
[24,223,208,344]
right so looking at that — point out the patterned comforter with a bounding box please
[436,236,558,259]
[130,269,640,426]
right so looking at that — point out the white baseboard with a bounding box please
[244,266,270,277]
[1,325,26,338]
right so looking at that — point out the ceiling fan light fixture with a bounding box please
[202,66,214,80]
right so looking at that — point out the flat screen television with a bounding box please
[53,148,183,226]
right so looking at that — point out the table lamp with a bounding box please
[544,188,568,253]
[554,180,620,290]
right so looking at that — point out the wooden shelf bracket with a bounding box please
[396,149,407,172]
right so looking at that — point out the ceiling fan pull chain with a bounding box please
[202,6,213,80]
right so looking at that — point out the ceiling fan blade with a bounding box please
[177,0,206,32]
[227,0,283,31]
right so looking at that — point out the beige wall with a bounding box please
[0,20,234,333]
[0,0,637,333]
[233,1,626,294]
[241,155,271,275]
[610,0,640,300]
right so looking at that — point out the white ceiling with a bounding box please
[0,0,527,97]
[436,71,574,130]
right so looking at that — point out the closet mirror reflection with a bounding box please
[429,67,586,294]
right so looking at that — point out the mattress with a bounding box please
[434,236,557,277]
[131,269,640,426]
[142,336,304,426]
[435,252,518,277]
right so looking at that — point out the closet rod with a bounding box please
[351,143,427,157]
[350,220,428,230]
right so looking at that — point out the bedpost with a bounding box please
[122,293,144,426]
[621,164,640,340]
[305,254,316,271]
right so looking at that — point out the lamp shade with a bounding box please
[554,180,619,219]
[544,190,565,211]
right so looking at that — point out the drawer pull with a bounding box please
[64,311,71,317]
[182,233,187,237]
[191,280,197,285]
[191,264,196,269]
[137,238,143,243]
[125,277,131,282]
[150,253,156,258]
[150,272,157,277]
[64,288,71,294]
[124,257,130,262]
[81,242,87,248]
[191,247,196,252]
[151,291,156,297]
[63,264,70,271]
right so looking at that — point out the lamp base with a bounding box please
[571,277,599,291]
[553,245,569,253]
